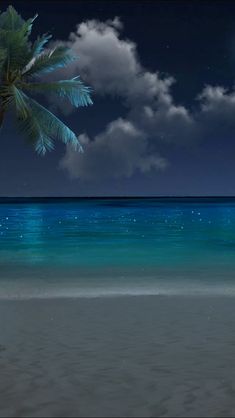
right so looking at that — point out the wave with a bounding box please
[1,280,235,300]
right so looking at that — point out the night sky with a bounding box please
[2,0,235,196]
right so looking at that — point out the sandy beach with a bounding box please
[0,295,235,417]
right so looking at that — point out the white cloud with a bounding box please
[60,118,168,179]
[54,17,192,179]
[52,18,235,181]
[195,85,235,139]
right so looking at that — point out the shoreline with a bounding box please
[2,285,235,300]
[2,293,235,301]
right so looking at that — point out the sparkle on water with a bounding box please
[1,198,235,298]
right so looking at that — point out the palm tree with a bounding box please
[0,5,93,155]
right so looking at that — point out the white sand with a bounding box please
[0,295,235,417]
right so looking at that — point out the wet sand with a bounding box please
[1,295,235,417]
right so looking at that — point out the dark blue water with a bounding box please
[1,197,235,298]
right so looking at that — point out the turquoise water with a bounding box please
[1,197,235,297]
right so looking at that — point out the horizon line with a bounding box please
[1,196,235,199]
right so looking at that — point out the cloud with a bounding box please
[192,85,235,141]
[53,18,235,181]
[57,18,191,114]
[55,17,194,180]
[60,118,168,180]
[198,85,235,120]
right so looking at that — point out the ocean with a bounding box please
[0,197,235,298]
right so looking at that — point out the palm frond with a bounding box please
[0,6,37,73]
[0,85,13,109]
[22,46,77,77]
[0,6,37,33]
[28,97,83,150]
[31,33,52,56]
[14,91,82,153]
[17,111,55,155]
[0,84,28,116]
[21,77,93,107]
[11,85,31,119]
[0,30,34,73]
[0,6,25,30]
[0,6,93,154]
[0,47,7,73]
[35,133,55,155]
[0,30,30,72]
[3,86,54,154]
